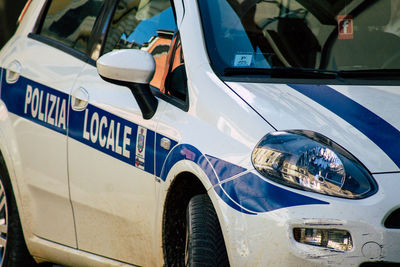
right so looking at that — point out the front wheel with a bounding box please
[185,194,229,267]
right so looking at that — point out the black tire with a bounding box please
[0,156,36,267]
[185,194,229,267]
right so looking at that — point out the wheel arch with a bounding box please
[0,131,23,215]
[0,115,25,215]
[0,112,34,253]
[162,170,208,266]
[0,137,37,265]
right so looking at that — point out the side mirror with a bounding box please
[97,49,158,120]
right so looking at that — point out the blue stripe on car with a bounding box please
[0,68,2,95]
[159,144,220,184]
[1,72,68,136]
[289,84,400,169]
[160,144,328,213]
[68,102,156,174]
[205,155,247,182]
[220,172,328,213]
[155,133,178,177]
[0,71,329,214]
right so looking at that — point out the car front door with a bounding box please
[67,0,184,265]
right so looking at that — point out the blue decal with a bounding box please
[68,103,155,174]
[0,72,157,174]
[205,155,247,182]
[155,134,178,177]
[159,144,219,185]
[0,72,330,215]
[214,185,256,215]
[290,84,400,169]
[1,73,68,135]
[145,130,155,174]
[0,68,3,93]
[220,172,328,213]
[160,144,328,214]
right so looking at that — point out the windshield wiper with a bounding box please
[224,67,339,79]
[224,67,400,80]
[337,69,400,79]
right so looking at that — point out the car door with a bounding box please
[0,0,106,247]
[67,0,183,265]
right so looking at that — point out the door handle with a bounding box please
[6,60,21,84]
[71,87,89,111]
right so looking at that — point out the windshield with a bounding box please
[198,0,400,79]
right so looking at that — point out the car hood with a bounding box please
[227,82,400,173]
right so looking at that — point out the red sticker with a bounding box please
[338,15,354,39]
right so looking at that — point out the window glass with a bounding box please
[199,0,400,77]
[40,0,105,54]
[103,0,178,91]
[163,34,187,101]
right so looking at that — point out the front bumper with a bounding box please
[212,172,400,267]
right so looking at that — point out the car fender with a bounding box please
[0,96,35,244]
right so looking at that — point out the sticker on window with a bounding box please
[337,15,354,40]
[234,54,253,67]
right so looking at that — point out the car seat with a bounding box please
[322,0,400,70]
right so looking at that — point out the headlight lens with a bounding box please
[252,130,377,199]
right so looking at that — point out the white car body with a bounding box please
[0,0,399,266]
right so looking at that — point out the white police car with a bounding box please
[0,0,399,266]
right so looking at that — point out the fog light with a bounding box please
[293,228,353,251]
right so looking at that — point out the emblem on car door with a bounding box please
[135,126,147,170]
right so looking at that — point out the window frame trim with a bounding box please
[30,0,110,65]
[151,86,189,112]
[32,0,50,34]
[90,0,118,61]
[28,32,92,63]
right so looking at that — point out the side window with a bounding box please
[103,0,186,102]
[39,0,105,54]
[163,34,186,101]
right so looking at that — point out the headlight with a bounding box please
[252,130,377,199]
